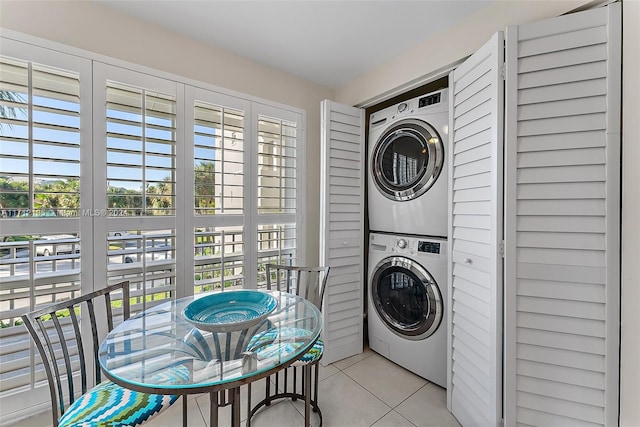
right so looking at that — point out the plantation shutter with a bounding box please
[448,32,504,427]
[503,4,621,426]
[185,87,248,297]
[319,100,365,364]
[0,39,91,416]
[93,64,179,313]
[253,104,304,285]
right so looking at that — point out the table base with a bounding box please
[180,387,241,427]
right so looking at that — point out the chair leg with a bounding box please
[304,364,312,427]
[292,366,298,401]
[313,362,320,412]
[182,395,188,427]
[210,391,219,427]
[246,383,252,427]
[284,367,288,394]
[231,387,241,427]
[265,374,271,406]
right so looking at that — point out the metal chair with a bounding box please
[247,264,330,427]
[21,281,179,427]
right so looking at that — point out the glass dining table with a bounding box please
[99,290,322,427]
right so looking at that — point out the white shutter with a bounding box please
[0,40,91,417]
[319,100,364,364]
[504,5,621,426]
[448,32,504,427]
[185,87,248,297]
[92,64,179,312]
[253,104,304,287]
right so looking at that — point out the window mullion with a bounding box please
[245,103,257,289]
[279,129,284,212]
[175,83,188,298]
[221,109,225,213]
[27,61,33,214]
[141,89,147,215]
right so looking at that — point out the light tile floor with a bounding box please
[9,348,460,427]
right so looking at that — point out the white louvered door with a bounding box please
[503,4,621,426]
[448,32,504,427]
[319,100,365,364]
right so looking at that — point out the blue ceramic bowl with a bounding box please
[182,290,277,333]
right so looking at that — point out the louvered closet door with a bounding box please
[503,4,621,426]
[319,100,365,364]
[448,32,504,427]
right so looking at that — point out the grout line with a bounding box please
[396,410,418,427]
[368,408,418,427]
[339,354,427,410]
[194,394,210,426]
[395,382,429,409]
[330,349,375,372]
[368,407,394,427]
[318,365,341,382]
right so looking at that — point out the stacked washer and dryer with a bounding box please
[367,89,449,388]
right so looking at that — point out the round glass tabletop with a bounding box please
[99,290,322,394]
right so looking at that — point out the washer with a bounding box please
[367,232,447,387]
[368,89,449,237]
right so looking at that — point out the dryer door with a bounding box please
[371,118,444,201]
[371,256,443,340]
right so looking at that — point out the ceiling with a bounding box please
[96,0,492,89]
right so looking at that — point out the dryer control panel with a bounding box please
[418,93,441,108]
[418,241,441,254]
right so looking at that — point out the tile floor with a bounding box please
[10,348,460,427]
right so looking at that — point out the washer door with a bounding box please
[371,256,443,340]
[371,118,444,201]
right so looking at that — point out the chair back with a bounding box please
[265,265,330,311]
[21,281,131,426]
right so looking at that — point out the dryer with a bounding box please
[367,232,447,387]
[368,89,449,237]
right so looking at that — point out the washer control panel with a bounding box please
[418,241,441,254]
[369,88,448,131]
[371,233,446,259]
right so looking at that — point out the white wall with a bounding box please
[335,1,640,425]
[335,0,589,107]
[0,0,335,266]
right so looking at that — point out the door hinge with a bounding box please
[500,62,506,80]
[498,240,505,258]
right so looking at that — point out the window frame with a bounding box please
[0,36,94,422]
[0,31,307,423]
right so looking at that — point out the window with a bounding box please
[194,226,244,293]
[194,101,244,215]
[106,81,176,217]
[0,57,81,218]
[257,115,297,214]
[106,230,175,312]
[0,39,305,417]
[257,223,297,287]
[255,105,304,286]
[0,42,91,407]
[187,90,250,295]
[97,67,180,313]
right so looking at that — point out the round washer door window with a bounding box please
[371,256,443,340]
[371,118,444,201]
